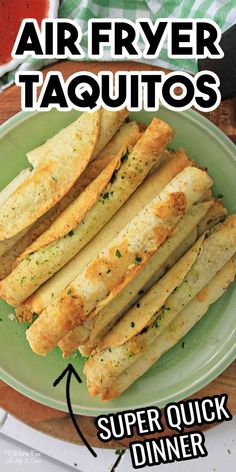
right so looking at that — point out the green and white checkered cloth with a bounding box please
[1,0,235,91]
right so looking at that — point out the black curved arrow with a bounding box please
[53,363,97,458]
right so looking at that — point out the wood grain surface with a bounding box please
[0,60,235,448]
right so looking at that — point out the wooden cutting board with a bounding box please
[0,60,236,449]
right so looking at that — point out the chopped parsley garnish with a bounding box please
[106,268,111,274]
[115,249,122,258]
[141,327,148,334]
[101,192,109,200]
[134,255,142,264]
[121,151,129,163]
[32,313,38,322]
[68,230,74,237]
[110,170,118,184]
[181,341,185,349]
[131,321,135,328]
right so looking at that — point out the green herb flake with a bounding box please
[68,230,74,237]
[106,268,111,274]
[138,289,144,295]
[101,192,109,200]
[115,249,122,258]
[110,170,118,184]
[121,151,129,163]
[134,255,142,264]
[181,341,185,349]
[131,321,135,328]
[32,313,38,322]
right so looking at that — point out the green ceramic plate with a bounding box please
[0,108,236,416]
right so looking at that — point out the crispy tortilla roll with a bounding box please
[59,321,93,351]
[101,258,235,400]
[0,169,32,257]
[18,118,172,260]
[0,133,139,303]
[83,216,236,396]
[27,109,129,168]
[0,154,117,280]
[17,137,185,323]
[58,200,226,356]
[0,111,99,240]
[0,118,173,306]
[0,153,122,281]
[25,167,212,356]
[17,149,184,322]
[0,122,140,281]
[94,121,140,163]
[0,109,128,242]
[90,236,205,353]
[60,201,212,357]
[88,201,226,350]
[0,169,31,206]
[78,200,227,357]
